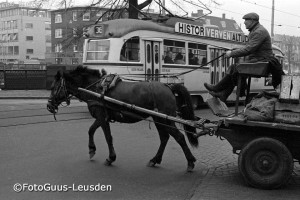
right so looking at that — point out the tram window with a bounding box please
[163,39,186,64]
[86,40,109,61]
[120,37,140,62]
[188,43,207,66]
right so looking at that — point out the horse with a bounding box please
[47,66,199,172]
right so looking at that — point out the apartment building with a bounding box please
[0,2,51,64]
[48,6,127,65]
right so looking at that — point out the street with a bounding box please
[0,99,299,200]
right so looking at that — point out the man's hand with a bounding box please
[225,50,232,58]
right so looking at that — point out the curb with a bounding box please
[0,97,49,99]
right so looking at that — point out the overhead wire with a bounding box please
[205,0,300,29]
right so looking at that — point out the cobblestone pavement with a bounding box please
[189,109,300,200]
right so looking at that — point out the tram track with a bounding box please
[0,104,93,128]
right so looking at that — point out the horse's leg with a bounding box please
[148,119,170,167]
[88,105,116,165]
[100,120,116,166]
[88,119,101,159]
[167,121,196,172]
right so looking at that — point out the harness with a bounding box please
[88,74,122,122]
[96,74,121,96]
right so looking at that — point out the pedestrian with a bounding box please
[204,12,283,102]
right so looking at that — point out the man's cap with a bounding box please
[242,12,259,21]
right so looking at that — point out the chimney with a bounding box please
[222,13,226,19]
[198,10,204,16]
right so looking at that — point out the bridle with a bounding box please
[47,77,71,118]
[47,76,103,120]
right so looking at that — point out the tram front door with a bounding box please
[144,40,161,81]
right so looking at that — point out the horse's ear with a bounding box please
[55,69,64,80]
[55,71,61,80]
[101,69,107,76]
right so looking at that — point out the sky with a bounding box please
[3,0,300,36]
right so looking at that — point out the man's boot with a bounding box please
[204,75,232,92]
[209,84,235,102]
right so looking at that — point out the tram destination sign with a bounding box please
[175,22,248,43]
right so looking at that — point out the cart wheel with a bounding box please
[238,137,294,189]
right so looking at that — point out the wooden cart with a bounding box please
[213,62,300,189]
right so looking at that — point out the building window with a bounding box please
[45,22,51,30]
[45,35,51,42]
[21,9,28,16]
[7,34,12,41]
[55,29,62,38]
[14,46,19,55]
[96,11,103,21]
[234,23,239,30]
[38,11,46,17]
[55,58,63,64]
[72,58,79,64]
[46,46,51,53]
[205,19,211,25]
[73,11,77,21]
[25,23,33,28]
[220,21,226,28]
[12,20,17,29]
[27,49,34,54]
[12,33,18,41]
[55,43,62,53]
[55,13,62,23]
[83,12,90,21]
[73,28,78,37]
[28,10,37,17]
[73,44,78,52]
[26,36,33,41]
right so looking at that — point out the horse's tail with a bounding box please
[170,84,199,148]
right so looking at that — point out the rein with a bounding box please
[114,53,226,81]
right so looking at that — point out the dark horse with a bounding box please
[47,66,199,172]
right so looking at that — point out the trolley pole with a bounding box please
[271,0,275,41]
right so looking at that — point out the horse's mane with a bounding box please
[60,66,107,86]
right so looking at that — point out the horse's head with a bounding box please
[47,70,71,114]
[47,66,105,114]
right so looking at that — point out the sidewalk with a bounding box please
[0,89,50,99]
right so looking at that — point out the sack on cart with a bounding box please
[243,91,278,122]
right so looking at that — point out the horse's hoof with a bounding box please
[186,166,194,173]
[89,153,95,160]
[147,161,156,167]
[104,158,113,166]
[186,162,195,172]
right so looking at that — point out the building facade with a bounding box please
[273,34,300,74]
[0,2,51,64]
[48,6,128,65]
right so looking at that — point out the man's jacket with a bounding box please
[230,23,273,62]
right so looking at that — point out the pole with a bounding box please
[271,0,275,40]
[78,87,200,128]
[162,0,165,16]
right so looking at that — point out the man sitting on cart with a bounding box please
[204,12,283,102]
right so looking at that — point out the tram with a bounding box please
[82,17,279,106]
